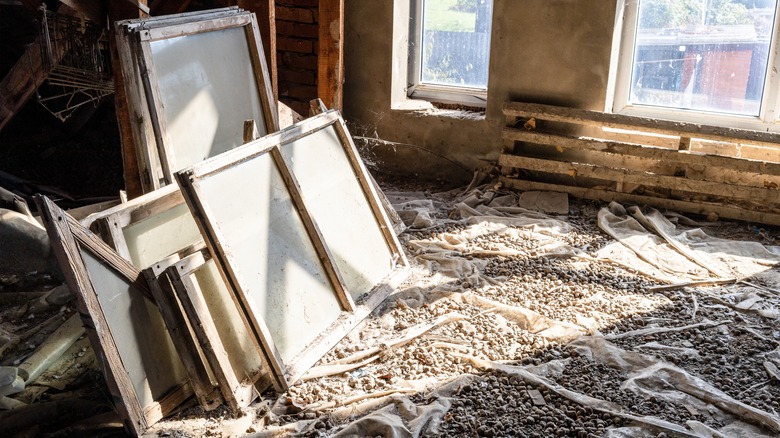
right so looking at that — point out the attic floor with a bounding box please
[2,179,779,437]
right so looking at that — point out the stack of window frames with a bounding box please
[176,110,409,388]
[38,9,410,435]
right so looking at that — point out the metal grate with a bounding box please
[36,6,113,122]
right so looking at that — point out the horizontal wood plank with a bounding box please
[503,102,780,149]
[499,154,780,204]
[499,177,780,227]
[503,128,780,177]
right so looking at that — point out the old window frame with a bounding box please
[176,111,410,388]
[82,185,268,409]
[115,8,279,192]
[406,0,493,107]
[608,0,780,132]
[37,196,193,436]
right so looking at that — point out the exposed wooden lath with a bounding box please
[500,102,780,226]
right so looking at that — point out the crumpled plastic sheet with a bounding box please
[253,196,780,437]
[597,203,780,287]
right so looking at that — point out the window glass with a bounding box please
[630,0,777,116]
[419,0,492,89]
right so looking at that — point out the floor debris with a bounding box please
[2,178,779,437]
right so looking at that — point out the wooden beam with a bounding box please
[503,128,780,177]
[318,0,344,110]
[503,102,780,149]
[499,154,780,204]
[18,0,42,12]
[59,0,106,25]
[500,177,780,227]
[0,5,73,131]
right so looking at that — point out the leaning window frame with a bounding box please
[607,0,780,132]
[407,0,490,108]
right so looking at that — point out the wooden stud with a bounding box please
[318,0,345,110]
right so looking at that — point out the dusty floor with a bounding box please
[2,180,779,437]
[151,181,780,437]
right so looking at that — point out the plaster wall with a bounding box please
[343,0,618,182]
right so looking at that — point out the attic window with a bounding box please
[407,0,493,107]
[609,0,780,130]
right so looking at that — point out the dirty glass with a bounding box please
[630,0,778,116]
[150,27,267,171]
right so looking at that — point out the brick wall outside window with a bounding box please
[276,0,319,115]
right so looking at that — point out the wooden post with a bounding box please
[318,0,344,110]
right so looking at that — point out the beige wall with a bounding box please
[343,0,617,182]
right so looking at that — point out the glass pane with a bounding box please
[150,27,268,171]
[631,0,777,116]
[194,152,342,363]
[420,0,492,88]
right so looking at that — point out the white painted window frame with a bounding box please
[607,0,780,132]
[406,0,490,108]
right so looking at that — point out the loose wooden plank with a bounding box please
[499,177,780,227]
[503,102,780,149]
[499,154,780,204]
[502,128,780,177]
